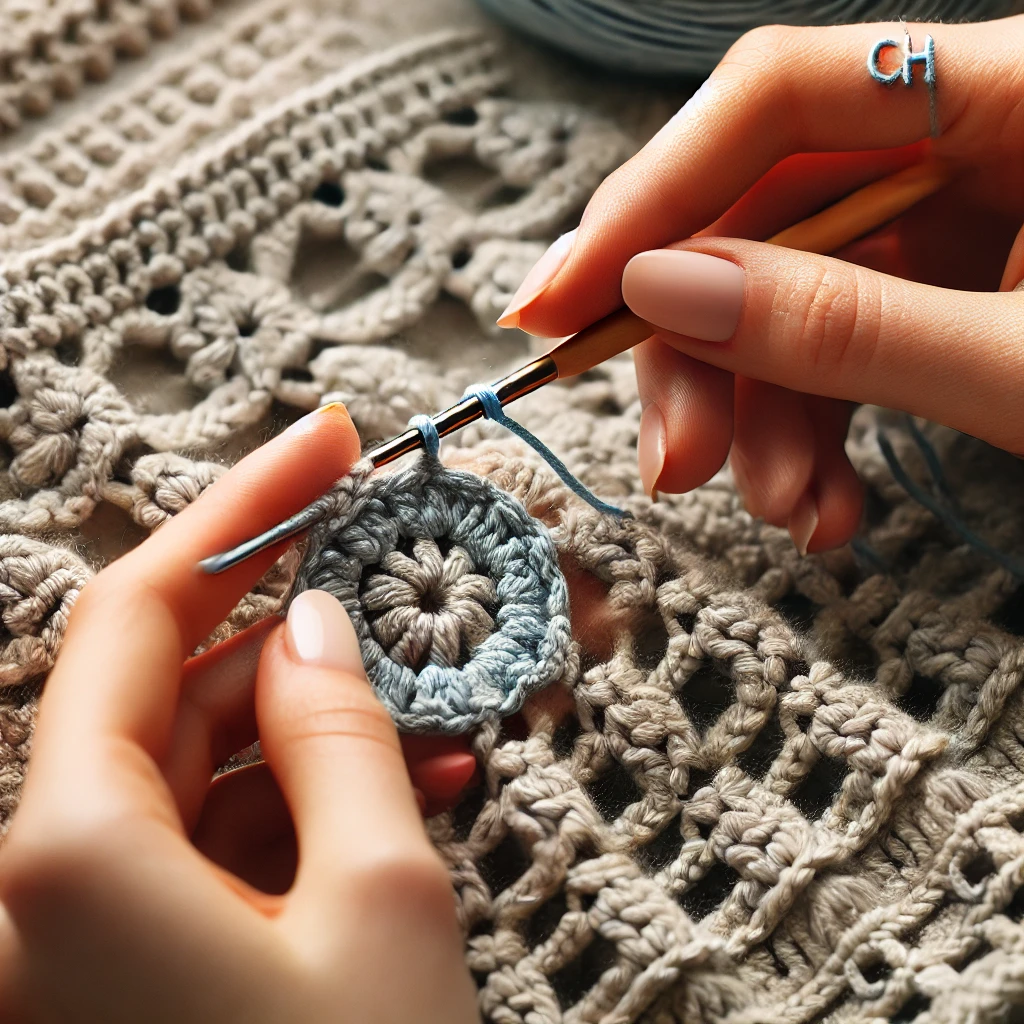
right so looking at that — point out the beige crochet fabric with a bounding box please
[1,4,1024,1023]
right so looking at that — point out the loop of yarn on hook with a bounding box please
[289,458,572,733]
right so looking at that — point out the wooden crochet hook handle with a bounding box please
[199,157,951,574]
[549,156,952,378]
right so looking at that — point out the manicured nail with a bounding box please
[283,401,350,438]
[497,229,576,327]
[787,491,819,557]
[286,589,365,673]
[622,249,745,342]
[637,403,666,499]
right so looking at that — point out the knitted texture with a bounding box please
[0,5,1022,1023]
[290,457,572,733]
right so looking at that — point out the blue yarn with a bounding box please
[290,459,572,734]
[462,383,628,519]
[408,413,440,458]
[877,427,1024,581]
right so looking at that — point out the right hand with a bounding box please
[501,16,1024,555]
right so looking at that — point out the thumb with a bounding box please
[621,243,1024,454]
[255,590,437,904]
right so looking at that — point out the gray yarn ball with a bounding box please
[290,459,572,734]
[478,0,1023,76]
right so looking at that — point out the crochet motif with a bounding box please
[0,9,1022,1023]
[290,459,572,733]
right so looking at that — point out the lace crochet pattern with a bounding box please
[291,458,572,733]
[0,7,1022,1023]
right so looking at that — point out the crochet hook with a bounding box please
[198,155,951,574]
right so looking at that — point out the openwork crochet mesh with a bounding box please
[0,7,1024,1023]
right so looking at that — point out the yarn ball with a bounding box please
[290,459,572,734]
[477,0,1023,76]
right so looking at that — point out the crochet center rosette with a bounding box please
[289,460,571,734]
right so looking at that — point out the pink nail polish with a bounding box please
[622,249,745,342]
[286,590,365,674]
[637,403,666,499]
[497,229,576,327]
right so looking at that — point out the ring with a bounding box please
[868,27,938,137]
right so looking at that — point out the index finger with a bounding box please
[517,16,1018,337]
[27,404,361,808]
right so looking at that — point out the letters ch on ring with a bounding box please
[868,34,935,87]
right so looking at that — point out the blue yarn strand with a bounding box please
[408,414,440,458]
[457,383,628,519]
[877,428,1024,580]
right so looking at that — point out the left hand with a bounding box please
[0,403,478,1023]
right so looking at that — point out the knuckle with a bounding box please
[347,847,455,923]
[720,24,792,79]
[281,690,398,751]
[0,817,117,914]
[777,262,880,380]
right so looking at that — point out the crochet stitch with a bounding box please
[290,458,573,734]
[0,6,1021,1022]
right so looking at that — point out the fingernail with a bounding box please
[497,229,576,327]
[286,589,365,673]
[622,249,744,342]
[283,401,350,439]
[637,403,666,499]
[787,491,819,557]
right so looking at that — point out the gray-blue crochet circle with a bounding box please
[291,462,571,734]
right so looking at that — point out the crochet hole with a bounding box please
[632,612,669,671]
[365,156,389,172]
[442,106,479,126]
[636,813,682,873]
[959,939,993,969]
[479,832,531,895]
[676,861,741,921]
[1004,883,1024,921]
[551,714,581,759]
[425,154,495,194]
[480,184,529,209]
[522,891,569,948]
[892,993,930,1023]
[0,370,16,408]
[790,754,847,821]
[896,674,943,721]
[774,590,818,634]
[451,248,471,270]
[145,284,181,316]
[678,664,734,734]
[312,181,345,207]
[735,714,785,780]
[961,848,996,887]
[859,957,893,986]
[585,759,642,822]
[993,584,1024,637]
[550,936,618,1011]
[280,366,314,383]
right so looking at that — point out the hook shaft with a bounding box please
[197,356,557,574]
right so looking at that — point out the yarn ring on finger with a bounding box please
[289,458,572,734]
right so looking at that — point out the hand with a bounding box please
[0,403,478,1024]
[500,16,1024,554]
